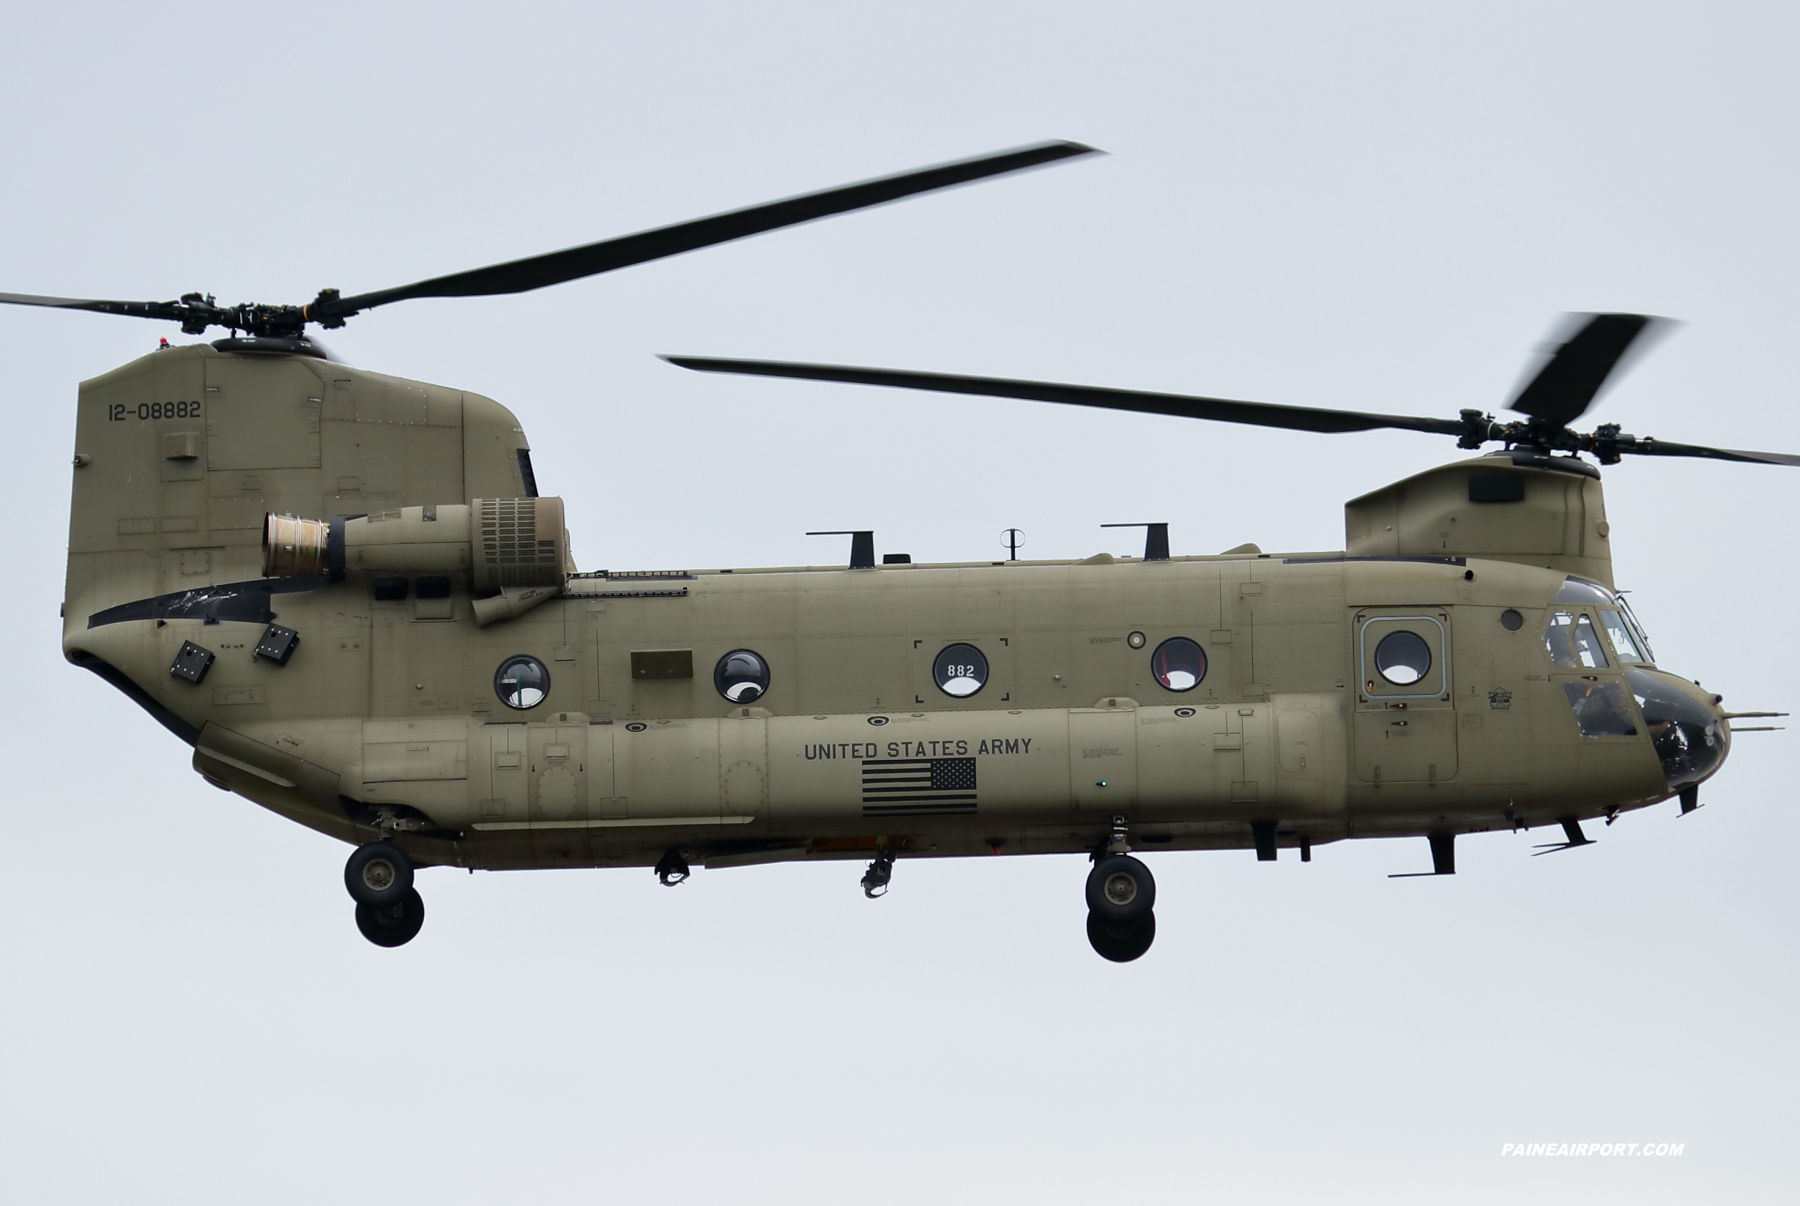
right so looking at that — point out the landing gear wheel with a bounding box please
[356,887,426,948]
[1086,854,1155,925]
[344,840,414,908]
[1087,910,1156,963]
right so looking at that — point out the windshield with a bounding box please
[1554,576,1656,664]
[1599,609,1646,662]
[1617,596,1656,662]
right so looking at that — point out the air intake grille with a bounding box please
[473,497,566,590]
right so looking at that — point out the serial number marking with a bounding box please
[108,400,203,421]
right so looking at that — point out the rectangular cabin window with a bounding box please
[1468,473,1526,503]
[632,650,693,680]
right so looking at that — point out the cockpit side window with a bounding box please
[1574,615,1609,668]
[1599,609,1645,662]
[1544,612,1578,668]
[1562,681,1638,736]
[1544,610,1609,669]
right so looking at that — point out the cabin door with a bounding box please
[1351,609,1459,784]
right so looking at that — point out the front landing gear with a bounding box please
[861,846,895,898]
[655,848,691,886]
[1085,852,1157,962]
[346,840,424,947]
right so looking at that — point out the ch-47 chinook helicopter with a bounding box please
[11,141,1795,961]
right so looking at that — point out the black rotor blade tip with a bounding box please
[1509,312,1660,425]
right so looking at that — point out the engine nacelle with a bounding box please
[262,497,568,625]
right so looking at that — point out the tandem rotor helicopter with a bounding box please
[9,140,1794,960]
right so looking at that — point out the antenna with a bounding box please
[807,531,875,569]
[1101,522,1170,561]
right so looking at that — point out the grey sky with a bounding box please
[2,2,1794,1202]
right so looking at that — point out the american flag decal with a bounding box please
[860,757,977,816]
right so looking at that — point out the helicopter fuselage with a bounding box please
[62,344,1728,875]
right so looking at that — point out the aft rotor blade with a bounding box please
[662,356,1469,438]
[1620,438,1800,467]
[1509,312,1660,425]
[0,291,195,323]
[321,141,1100,320]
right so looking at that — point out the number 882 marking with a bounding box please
[107,400,203,421]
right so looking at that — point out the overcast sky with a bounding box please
[2,3,1795,1202]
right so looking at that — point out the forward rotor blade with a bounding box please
[321,141,1100,320]
[1620,438,1800,467]
[0,291,194,323]
[1509,312,1660,425]
[662,356,1468,438]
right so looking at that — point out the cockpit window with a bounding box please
[1544,611,1609,669]
[1599,610,1645,662]
[1552,576,1657,662]
[1628,669,1726,791]
[1573,615,1609,668]
[1562,681,1638,736]
[1554,577,1618,607]
[1618,598,1656,662]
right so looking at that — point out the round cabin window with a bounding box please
[933,643,989,698]
[1374,630,1433,686]
[495,655,550,709]
[714,649,771,703]
[1151,637,1206,691]
[1500,609,1524,632]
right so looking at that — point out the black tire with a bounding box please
[344,840,414,908]
[1087,910,1156,963]
[1086,854,1156,925]
[356,887,425,948]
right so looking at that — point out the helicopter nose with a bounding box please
[1626,668,1730,797]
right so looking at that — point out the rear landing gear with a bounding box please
[1087,911,1156,963]
[346,840,424,948]
[345,840,414,908]
[1085,852,1156,962]
[356,888,426,948]
[1087,854,1155,924]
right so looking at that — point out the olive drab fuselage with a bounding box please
[62,343,1731,872]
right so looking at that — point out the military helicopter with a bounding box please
[12,143,1794,962]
